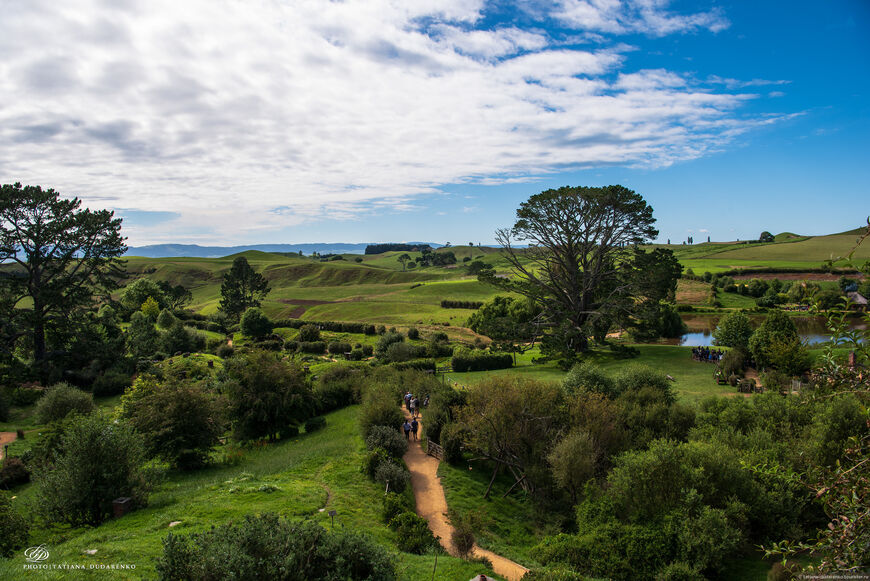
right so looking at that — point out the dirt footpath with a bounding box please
[401,409,529,581]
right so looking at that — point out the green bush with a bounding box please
[0,491,29,557]
[327,341,352,355]
[359,388,404,439]
[34,382,96,424]
[563,361,617,397]
[0,456,30,489]
[407,327,420,340]
[389,512,439,554]
[451,349,513,372]
[215,343,234,358]
[91,370,132,397]
[388,358,436,372]
[362,448,392,479]
[522,566,586,581]
[366,425,408,458]
[382,491,413,524]
[440,423,464,465]
[655,562,705,581]
[298,341,326,354]
[298,323,320,342]
[0,389,8,422]
[304,416,326,433]
[155,513,396,580]
[376,331,404,356]
[313,365,363,413]
[10,386,43,406]
[375,461,410,494]
[33,413,148,525]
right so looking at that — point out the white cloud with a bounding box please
[0,0,775,244]
[553,0,729,36]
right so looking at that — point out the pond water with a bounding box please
[677,315,867,347]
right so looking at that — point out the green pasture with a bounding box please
[0,405,497,581]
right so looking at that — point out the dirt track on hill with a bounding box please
[401,408,529,581]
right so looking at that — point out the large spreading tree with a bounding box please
[0,183,126,366]
[218,256,270,321]
[483,185,676,353]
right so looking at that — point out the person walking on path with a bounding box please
[410,397,417,418]
[402,419,412,440]
[411,418,419,441]
[404,391,412,411]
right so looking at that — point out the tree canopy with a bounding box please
[0,183,126,367]
[483,185,676,353]
[218,256,270,321]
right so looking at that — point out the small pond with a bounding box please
[677,315,866,347]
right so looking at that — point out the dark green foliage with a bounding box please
[297,323,320,342]
[451,349,513,372]
[759,231,775,243]
[365,425,408,458]
[447,509,477,559]
[162,320,206,355]
[381,491,413,524]
[718,348,746,377]
[304,416,326,433]
[240,307,273,338]
[327,341,352,354]
[375,461,410,493]
[365,243,430,254]
[33,413,148,526]
[34,382,96,424]
[122,278,168,313]
[389,512,439,554]
[312,365,363,413]
[563,361,617,397]
[362,447,393,479]
[750,310,800,369]
[0,491,29,557]
[0,456,30,489]
[282,340,298,353]
[119,375,225,470]
[440,423,464,465]
[155,513,396,581]
[406,326,419,340]
[614,364,675,403]
[0,389,8,421]
[219,256,270,321]
[375,331,404,356]
[359,385,405,439]
[156,308,176,329]
[388,358,436,372]
[713,311,754,351]
[297,341,326,354]
[91,370,132,396]
[223,350,314,442]
[522,566,587,581]
[127,311,162,359]
[216,343,234,359]
[10,385,43,406]
[440,299,484,309]
[655,562,705,581]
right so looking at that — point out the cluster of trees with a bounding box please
[364,243,431,255]
[439,299,484,309]
[713,310,811,383]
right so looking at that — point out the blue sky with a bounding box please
[1,0,867,246]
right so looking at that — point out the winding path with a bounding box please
[401,409,529,581]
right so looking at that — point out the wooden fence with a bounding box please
[426,440,444,460]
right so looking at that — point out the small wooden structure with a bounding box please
[112,497,132,518]
[846,291,868,312]
[426,440,444,460]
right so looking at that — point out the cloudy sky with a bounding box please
[1,0,868,246]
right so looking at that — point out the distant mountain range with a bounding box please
[125,242,443,258]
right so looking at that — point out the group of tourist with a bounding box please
[402,391,429,441]
[691,346,724,362]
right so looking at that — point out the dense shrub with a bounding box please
[448,510,476,559]
[440,423,464,464]
[224,351,314,442]
[297,341,326,354]
[0,457,30,489]
[10,385,43,406]
[240,308,273,339]
[304,416,326,433]
[655,562,705,581]
[298,323,320,342]
[91,370,132,397]
[34,382,95,424]
[366,425,408,458]
[407,327,420,340]
[563,361,617,397]
[327,341,352,355]
[33,413,148,525]
[376,331,404,356]
[718,348,746,377]
[282,340,298,353]
[118,375,225,470]
[0,491,29,557]
[0,390,8,422]
[313,365,363,413]
[375,461,410,494]
[440,299,483,309]
[359,386,405,439]
[522,567,587,581]
[451,349,512,372]
[155,513,396,581]
[361,344,374,357]
[362,448,393,479]
[382,491,413,524]
[389,512,440,554]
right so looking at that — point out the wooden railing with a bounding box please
[426,440,444,460]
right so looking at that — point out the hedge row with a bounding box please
[440,300,483,309]
[451,351,513,372]
[271,319,375,334]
